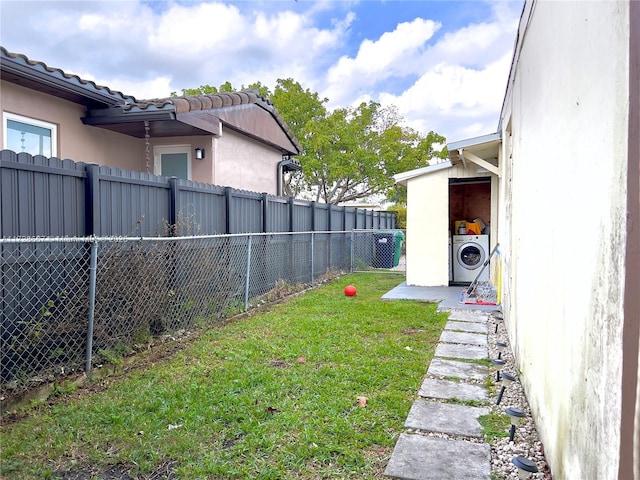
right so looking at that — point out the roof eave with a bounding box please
[1,50,131,107]
[82,110,176,126]
[223,122,300,156]
[253,101,303,154]
[447,132,501,151]
[393,160,454,186]
[446,132,501,175]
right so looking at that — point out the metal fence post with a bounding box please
[350,230,354,273]
[225,187,233,234]
[168,177,180,235]
[262,193,269,233]
[310,201,316,231]
[244,235,252,311]
[288,196,295,232]
[311,232,315,285]
[85,239,98,375]
[85,164,101,236]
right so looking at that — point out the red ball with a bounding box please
[344,285,357,296]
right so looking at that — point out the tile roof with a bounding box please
[126,91,302,152]
[1,46,302,153]
[0,46,136,104]
[124,90,267,113]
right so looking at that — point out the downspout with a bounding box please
[277,158,286,197]
[277,155,302,197]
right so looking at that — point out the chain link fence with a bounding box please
[1,230,404,395]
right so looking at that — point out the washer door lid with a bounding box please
[457,243,485,269]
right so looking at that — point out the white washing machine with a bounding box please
[452,235,490,284]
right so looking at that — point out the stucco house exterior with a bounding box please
[397,1,639,478]
[0,46,301,196]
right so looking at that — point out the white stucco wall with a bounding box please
[0,81,142,168]
[500,2,629,478]
[405,169,450,286]
[214,127,281,195]
[1,82,285,195]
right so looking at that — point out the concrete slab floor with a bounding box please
[427,358,489,380]
[404,400,489,437]
[447,311,491,323]
[381,282,499,313]
[435,343,488,360]
[445,320,488,334]
[439,330,487,346]
[418,378,489,402]
[384,434,491,480]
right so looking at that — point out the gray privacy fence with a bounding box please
[0,150,396,238]
[0,230,403,393]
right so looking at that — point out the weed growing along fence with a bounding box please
[0,230,403,394]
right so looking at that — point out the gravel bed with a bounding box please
[485,310,553,480]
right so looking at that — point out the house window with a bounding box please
[153,145,191,180]
[3,112,57,157]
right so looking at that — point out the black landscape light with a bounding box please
[493,313,503,333]
[496,342,507,359]
[505,406,526,441]
[496,372,516,405]
[512,456,538,479]
[491,359,505,382]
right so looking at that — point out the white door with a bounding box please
[154,145,191,180]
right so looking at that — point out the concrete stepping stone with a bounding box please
[447,311,489,323]
[418,378,488,402]
[428,358,489,380]
[445,320,487,334]
[435,343,488,360]
[440,330,487,346]
[384,433,491,480]
[405,400,489,437]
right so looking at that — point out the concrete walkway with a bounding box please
[381,282,496,312]
[383,288,497,480]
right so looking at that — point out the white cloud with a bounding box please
[1,0,354,98]
[148,3,246,54]
[0,0,522,142]
[379,51,513,141]
[324,18,441,104]
[340,1,520,141]
[384,52,512,115]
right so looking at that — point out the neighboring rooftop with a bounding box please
[0,46,135,107]
[0,46,302,155]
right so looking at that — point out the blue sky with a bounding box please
[0,0,523,143]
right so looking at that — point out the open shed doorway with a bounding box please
[449,178,492,234]
[449,177,492,285]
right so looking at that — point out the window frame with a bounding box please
[3,112,58,157]
[153,144,192,180]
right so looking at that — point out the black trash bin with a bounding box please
[373,232,395,268]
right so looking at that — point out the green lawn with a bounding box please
[1,273,448,479]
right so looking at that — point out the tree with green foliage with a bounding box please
[171,81,269,98]
[171,79,446,204]
[271,78,328,133]
[387,203,407,229]
[299,101,446,204]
